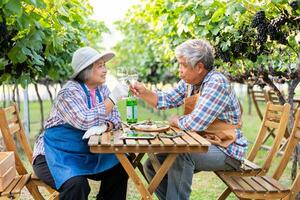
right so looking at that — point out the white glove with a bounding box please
[82,124,108,139]
[109,83,129,104]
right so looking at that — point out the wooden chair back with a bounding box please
[266,89,283,105]
[218,108,300,200]
[0,103,58,200]
[271,108,300,199]
[246,102,290,174]
[249,86,268,120]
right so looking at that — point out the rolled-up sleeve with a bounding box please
[105,106,121,130]
[101,86,121,129]
[156,80,186,110]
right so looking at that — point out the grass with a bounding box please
[4,98,295,199]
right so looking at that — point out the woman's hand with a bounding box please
[109,83,129,104]
[106,121,113,131]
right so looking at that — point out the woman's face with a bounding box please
[87,59,107,87]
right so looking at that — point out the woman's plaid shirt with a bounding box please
[156,70,248,161]
[32,81,121,163]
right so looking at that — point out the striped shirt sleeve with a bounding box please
[156,80,187,109]
[101,86,121,130]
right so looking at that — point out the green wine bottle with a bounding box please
[126,92,138,124]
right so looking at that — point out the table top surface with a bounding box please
[88,126,210,154]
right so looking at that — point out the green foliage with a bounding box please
[0,0,108,87]
[115,0,300,87]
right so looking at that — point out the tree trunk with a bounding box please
[12,83,17,103]
[15,83,20,111]
[247,85,252,115]
[7,84,11,105]
[2,84,6,107]
[262,74,286,104]
[289,77,300,183]
[45,82,54,104]
[23,85,30,136]
[34,83,44,129]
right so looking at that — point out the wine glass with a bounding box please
[116,68,128,85]
[127,68,138,85]
[116,67,129,100]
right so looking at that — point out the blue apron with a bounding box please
[44,83,119,189]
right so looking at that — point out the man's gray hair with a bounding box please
[74,64,93,82]
[175,39,214,71]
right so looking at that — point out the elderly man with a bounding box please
[131,39,248,200]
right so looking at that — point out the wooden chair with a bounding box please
[249,86,268,121]
[218,107,300,200]
[266,89,280,104]
[0,103,59,200]
[248,87,279,145]
[216,102,291,199]
[0,174,31,199]
[0,151,30,199]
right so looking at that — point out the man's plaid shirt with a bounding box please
[156,70,248,161]
[32,81,121,163]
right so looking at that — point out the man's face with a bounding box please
[177,57,202,84]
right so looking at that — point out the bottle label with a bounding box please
[127,105,137,123]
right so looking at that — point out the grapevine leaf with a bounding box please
[4,0,22,17]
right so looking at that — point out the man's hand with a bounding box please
[109,82,129,104]
[168,115,180,128]
[131,81,147,97]
[130,81,159,108]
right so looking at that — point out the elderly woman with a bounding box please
[32,47,129,200]
[131,39,248,200]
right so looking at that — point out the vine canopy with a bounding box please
[0,0,108,87]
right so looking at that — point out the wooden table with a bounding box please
[88,127,210,200]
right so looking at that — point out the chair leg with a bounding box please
[45,185,56,194]
[217,187,231,200]
[26,181,45,200]
[47,191,59,200]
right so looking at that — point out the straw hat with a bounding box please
[71,47,115,79]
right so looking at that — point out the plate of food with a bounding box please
[130,120,170,132]
[159,131,184,138]
[120,130,156,139]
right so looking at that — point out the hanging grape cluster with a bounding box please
[251,11,266,28]
[216,3,299,64]
[215,47,231,62]
[0,22,12,52]
[251,4,300,46]
[0,18,25,79]
[290,1,299,11]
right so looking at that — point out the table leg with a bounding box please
[132,153,147,180]
[147,154,177,195]
[147,153,161,173]
[129,153,148,181]
[115,154,152,200]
